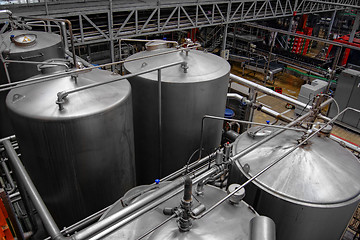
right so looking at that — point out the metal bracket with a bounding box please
[56,91,68,111]
[181,62,189,73]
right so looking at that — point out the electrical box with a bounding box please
[329,68,360,131]
[295,79,328,115]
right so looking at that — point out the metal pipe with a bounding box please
[56,61,185,109]
[227,93,293,122]
[198,115,307,158]
[230,74,310,109]
[73,176,188,240]
[87,166,220,240]
[0,10,12,17]
[194,104,343,220]
[0,45,199,92]
[0,159,16,194]
[19,16,76,68]
[330,134,360,153]
[158,69,163,177]
[244,23,360,52]
[250,216,276,240]
[65,50,92,68]
[43,207,110,240]
[119,38,179,49]
[160,153,214,182]
[231,97,333,162]
[136,214,177,240]
[4,59,70,67]
[2,140,65,240]
[0,188,25,240]
[0,135,16,143]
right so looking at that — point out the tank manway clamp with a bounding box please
[56,91,68,111]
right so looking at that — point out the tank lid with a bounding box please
[1,30,62,54]
[6,69,131,120]
[233,126,360,205]
[124,49,230,83]
[11,33,37,47]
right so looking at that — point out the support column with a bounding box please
[349,10,360,43]
[109,0,115,71]
[222,23,228,50]
[285,16,294,50]
[327,10,337,39]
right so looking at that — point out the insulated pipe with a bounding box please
[250,216,276,240]
[230,74,311,110]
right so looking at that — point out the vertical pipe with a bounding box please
[327,10,337,39]
[222,24,228,51]
[349,11,360,43]
[250,216,276,240]
[0,189,25,240]
[109,0,115,71]
[2,140,63,240]
[158,69,162,177]
[61,22,69,52]
[285,16,294,50]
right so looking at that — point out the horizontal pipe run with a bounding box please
[194,104,346,220]
[231,97,333,162]
[230,73,311,110]
[330,134,360,153]
[73,176,187,239]
[260,106,293,123]
[58,61,185,103]
[0,45,199,92]
[160,153,214,182]
[43,207,110,240]
[0,135,16,143]
[198,113,307,159]
[244,23,360,52]
[20,16,77,68]
[87,167,220,240]
[227,93,293,122]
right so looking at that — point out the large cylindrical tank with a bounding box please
[124,48,230,184]
[6,67,136,228]
[228,126,360,240]
[101,182,260,239]
[0,30,64,138]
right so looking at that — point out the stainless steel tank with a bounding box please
[124,48,230,184]
[6,67,136,228]
[228,126,360,240]
[0,30,64,138]
[101,183,259,239]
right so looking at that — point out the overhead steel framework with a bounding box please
[0,0,350,47]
